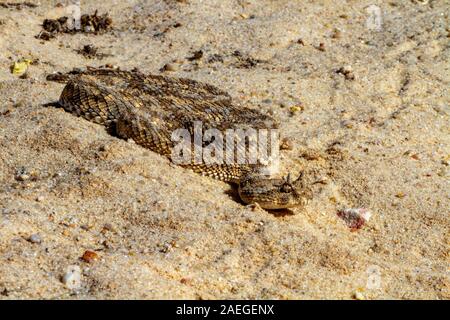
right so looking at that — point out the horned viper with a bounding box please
[47,67,312,209]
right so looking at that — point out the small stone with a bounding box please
[28,234,42,244]
[337,208,372,231]
[331,28,342,39]
[19,72,29,79]
[16,174,30,181]
[80,224,92,231]
[317,43,326,51]
[62,265,81,290]
[342,120,353,128]
[395,192,405,198]
[161,63,178,72]
[301,150,322,161]
[289,105,303,114]
[81,250,99,263]
[353,291,365,300]
[336,66,355,80]
[280,137,294,151]
[102,223,114,232]
[35,195,44,202]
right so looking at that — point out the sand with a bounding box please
[0,0,448,299]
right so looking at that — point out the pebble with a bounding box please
[353,291,365,300]
[337,66,355,80]
[280,137,294,150]
[81,250,99,263]
[16,174,30,181]
[62,265,81,290]
[331,28,342,39]
[161,63,178,72]
[80,224,92,231]
[28,234,42,244]
[317,43,326,51]
[342,120,353,128]
[102,223,114,232]
[337,208,372,231]
[395,192,405,198]
[289,105,303,114]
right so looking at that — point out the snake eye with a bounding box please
[281,183,293,193]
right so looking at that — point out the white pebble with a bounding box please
[16,174,30,181]
[62,265,81,290]
[354,291,365,300]
[28,234,42,244]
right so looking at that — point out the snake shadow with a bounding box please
[225,189,296,217]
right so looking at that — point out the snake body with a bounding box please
[47,67,311,209]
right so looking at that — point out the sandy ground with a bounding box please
[0,0,448,299]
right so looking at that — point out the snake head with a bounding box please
[281,172,313,206]
[238,172,313,210]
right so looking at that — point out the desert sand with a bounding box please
[0,0,448,299]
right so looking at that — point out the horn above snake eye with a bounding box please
[285,173,292,184]
[295,171,304,182]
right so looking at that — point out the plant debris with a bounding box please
[207,53,224,63]
[231,50,263,69]
[36,10,112,41]
[187,50,204,61]
[10,59,32,75]
[75,44,111,59]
